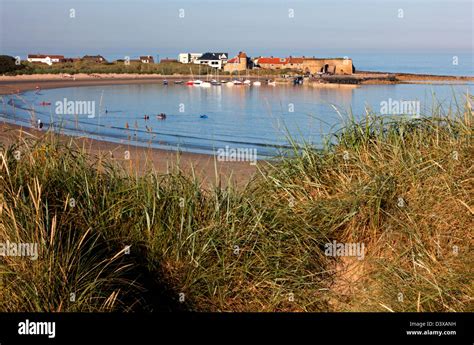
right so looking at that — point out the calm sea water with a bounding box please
[1,82,472,157]
[348,52,473,76]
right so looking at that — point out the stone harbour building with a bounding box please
[254,56,354,75]
[223,52,250,72]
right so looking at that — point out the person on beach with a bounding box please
[37,119,43,129]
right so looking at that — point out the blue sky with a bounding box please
[1,0,472,60]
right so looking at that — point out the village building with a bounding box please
[300,58,354,75]
[140,55,154,64]
[82,55,107,63]
[195,52,228,69]
[178,53,203,64]
[223,52,250,72]
[288,57,305,69]
[254,57,290,70]
[27,54,64,65]
[254,56,354,75]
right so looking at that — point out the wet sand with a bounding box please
[0,122,259,187]
[0,74,192,95]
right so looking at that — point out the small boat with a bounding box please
[39,101,51,106]
[186,80,194,86]
[157,113,167,120]
[163,80,169,85]
[193,80,203,86]
[200,81,211,87]
[200,114,208,119]
[243,70,251,86]
[253,81,261,86]
[233,80,243,85]
[174,80,184,85]
[211,70,222,86]
[267,80,276,86]
[226,81,234,87]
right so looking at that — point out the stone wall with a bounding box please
[224,61,246,72]
[300,58,353,75]
[256,58,353,75]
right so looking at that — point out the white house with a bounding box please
[195,52,228,69]
[178,53,203,64]
[140,55,154,64]
[27,54,64,66]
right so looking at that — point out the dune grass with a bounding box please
[0,96,472,312]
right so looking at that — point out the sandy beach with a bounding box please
[1,72,472,95]
[0,122,259,187]
[0,73,195,95]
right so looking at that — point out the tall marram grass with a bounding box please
[0,96,472,312]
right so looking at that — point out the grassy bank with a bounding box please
[0,99,472,312]
[8,60,292,77]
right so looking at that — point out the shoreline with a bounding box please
[0,122,259,186]
[0,71,471,185]
[0,71,473,95]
